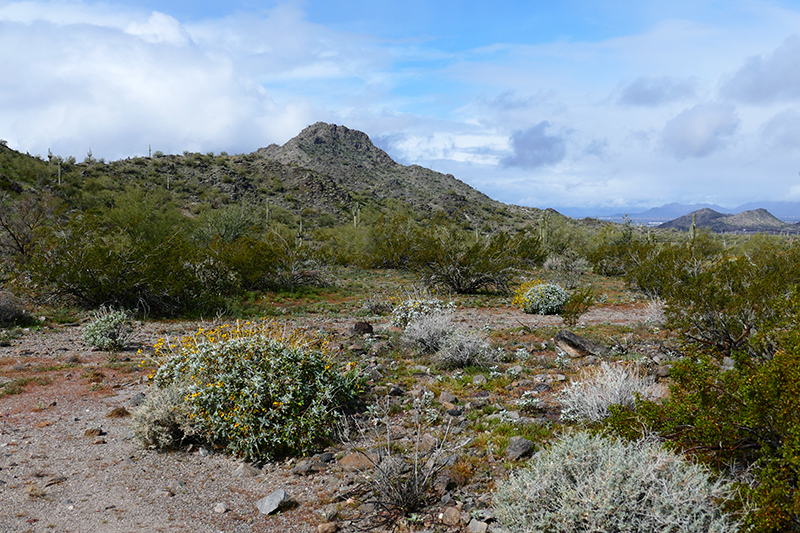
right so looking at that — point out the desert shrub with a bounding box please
[515,282,567,315]
[435,329,494,369]
[493,431,739,533]
[0,191,58,264]
[345,392,458,526]
[604,254,800,532]
[29,208,223,316]
[560,285,595,327]
[543,251,589,289]
[0,291,34,326]
[150,321,364,461]
[194,203,262,245]
[362,214,424,269]
[625,234,725,300]
[390,295,455,329]
[411,226,542,294]
[81,305,133,351]
[559,362,665,423]
[401,312,454,354]
[130,384,195,449]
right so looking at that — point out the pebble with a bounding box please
[233,463,261,477]
[255,489,291,515]
[441,506,461,526]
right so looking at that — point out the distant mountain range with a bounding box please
[573,202,800,224]
[658,208,800,234]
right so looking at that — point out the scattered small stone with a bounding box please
[106,407,130,418]
[213,502,229,514]
[318,522,338,533]
[92,438,107,445]
[338,452,376,471]
[505,436,535,461]
[351,321,373,336]
[129,392,146,407]
[553,330,609,358]
[506,365,523,376]
[388,385,404,396]
[234,463,262,477]
[441,506,461,526]
[256,488,291,515]
[656,365,671,378]
[532,383,552,393]
[155,489,174,497]
[467,518,489,533]
[472,375,487,386]
[439,390,457,404]
[290,461,318,476]
[318,452,335,463]
[198,446,213,457]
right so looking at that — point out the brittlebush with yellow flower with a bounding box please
[149,320,364,461]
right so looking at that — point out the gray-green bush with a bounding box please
[559,363,665,423]
[81,305,133,351]
[493,431,739,533]
[130,384,195,450]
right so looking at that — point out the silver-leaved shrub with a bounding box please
[494,431,739,533]
[390,297,455,329]
[81,305,133,351]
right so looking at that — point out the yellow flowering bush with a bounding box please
[149,321,364,461]
[513,281,567,315]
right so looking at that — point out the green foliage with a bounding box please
[0,191,58,265]
[29,211,219,315]
[493,431,739,533]
[362,214,423,269]
[81,305,133,351]
[411,226,542,294]
[194,203,262,245]
[151,321,364,461]
[604,245,800,532]
[560,285,595,327]
[517,282,567,315]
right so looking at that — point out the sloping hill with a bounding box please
[1,124,546,231]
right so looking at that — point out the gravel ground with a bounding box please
[0,304,657,533]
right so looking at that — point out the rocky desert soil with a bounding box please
[0,303,660,533]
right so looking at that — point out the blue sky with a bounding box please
[3,0,800,213]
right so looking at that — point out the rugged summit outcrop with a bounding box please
[257,122,508,223]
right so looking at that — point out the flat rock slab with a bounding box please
[554,330,609,358]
